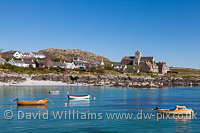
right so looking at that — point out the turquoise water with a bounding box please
[0,86,200,132]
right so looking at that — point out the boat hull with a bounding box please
[17,105,48,109]
[68,95,90,99]
[157,109,193,115]
[17,99,49,105]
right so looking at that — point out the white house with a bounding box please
[13,51,23,58]
[8,59,25,67]
[23,60,36,68]
[31,52,46,59]
[112,64,127,71]
[112,64,123,70]
[123,65,127,71]
[0,57,6,65]
[22,52,33,58]
[65,62,76,69]
[8,59,36,68]
[73,59,86,69]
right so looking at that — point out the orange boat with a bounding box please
[152,105,194,115]
[17,105,48,109]
[13,98,48,105]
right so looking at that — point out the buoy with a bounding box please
[65,103,67,107]
[94,97,96,100]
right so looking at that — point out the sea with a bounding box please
[0,86,199,132]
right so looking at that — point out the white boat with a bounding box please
[68,95,91,99]
[49,91,60,94]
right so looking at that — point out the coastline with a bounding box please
[0,73,200,88]
[0,78,92,87]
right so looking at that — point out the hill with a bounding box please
[39,48,110,62]
[169,67,200,79]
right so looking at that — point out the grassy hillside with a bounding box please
[40,48,110,62]
[169,67,200,79]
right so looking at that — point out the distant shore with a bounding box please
[0,73,200,88]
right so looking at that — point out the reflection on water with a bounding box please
[17,105,48,109]
[68,99,90,107]
[0,86,199,132]
[157,113,193,122]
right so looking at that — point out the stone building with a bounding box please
[156,62,170,74]
[121,50,155,66]
[121,50,158,73]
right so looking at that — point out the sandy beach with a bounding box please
[0,78,90,87]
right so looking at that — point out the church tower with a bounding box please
[134,50,142,65]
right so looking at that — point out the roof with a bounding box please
[24,60,34,64]
[141,57,154,61]
[122,56,135,61]
[0,57,6,62]
[73,60,85,64]
[146,61,157,66]
[23,52,31,55]
[52,61,65,67]
[13,60,24,64]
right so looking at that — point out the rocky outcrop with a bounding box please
[30,74,200,88]
[1,70,199,88]
[0,72,26,84]
[39,48,110,62]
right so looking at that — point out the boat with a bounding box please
[17,105,48,109]
[49,90,60,94]
[13,98,48,105]
[68,95,91,99]
[152,105,194,115]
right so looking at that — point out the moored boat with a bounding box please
[13,98,48,105]
[49,90,60,94]
[17,105,48,109]
[152,105,194,115]
[68,95,91,99]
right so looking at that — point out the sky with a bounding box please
[0,0,200,68]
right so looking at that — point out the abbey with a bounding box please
[121,50,169,73]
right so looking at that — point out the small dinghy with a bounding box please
[68,95,91,99]
[152,105,194,115]
[49,91,60,94]
[13,98,48,106]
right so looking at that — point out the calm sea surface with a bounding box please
[0,86,200,133]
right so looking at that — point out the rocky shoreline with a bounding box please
[31,74,200,88]
[1,72,200,88]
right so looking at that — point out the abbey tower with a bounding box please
[134,50,142,65]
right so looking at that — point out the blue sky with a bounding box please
[0,0,200,68]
